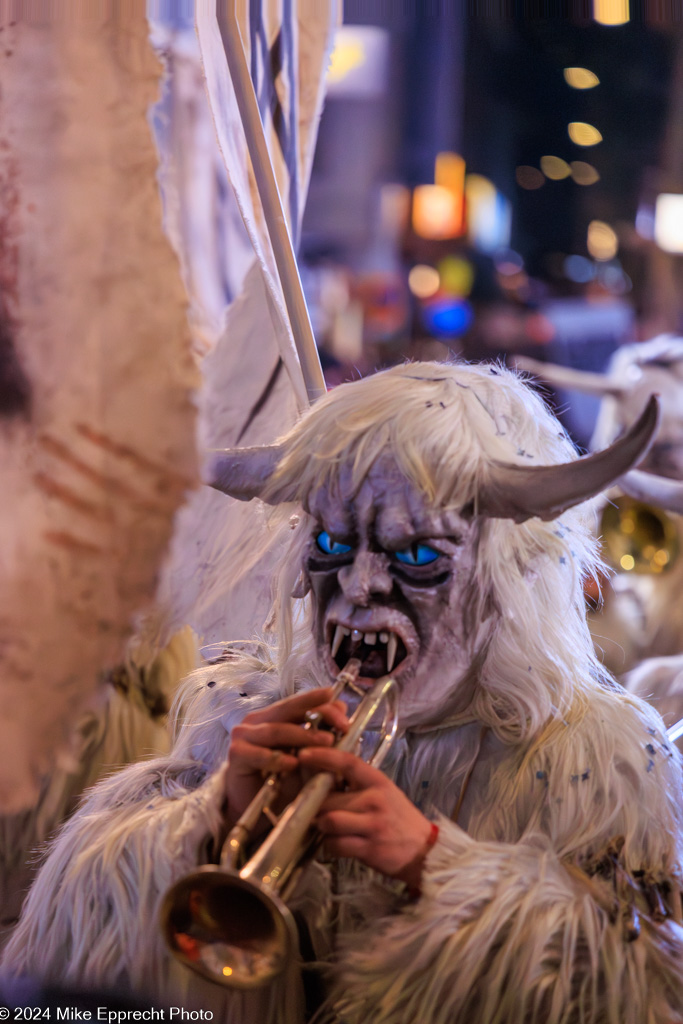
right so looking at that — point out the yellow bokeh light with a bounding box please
[540,155,571,180]
[223,967,233,977]
[412,185,461,240]
[408,264,440,299]
[438,255,474,297]
[653,549,670,567]
[564,67,600,89]
[436,152,466,193]
[571,161,600,186]
[568,122,603,147]
[435,152,466,236]
[466,174,496,206]
[587,220,618,261]
[327,40,365,84]
[593,0,629,25]
[620,554,635,571]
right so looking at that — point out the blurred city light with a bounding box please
[515,165,545,190]
[408,264,440,299]
[635,202,655,240]
[498,269,529,300]
[541,155,571,180]
[326,26,388,97]
[435,152,466,237]
[563,67,600,90]
[328,36,363,84]
[587,220,618,260]
[438,255,475,296]
[524,312,556,344]
[570,161,600,185]
[564,255,596,283]
[597,262,632,295]
[568,122,603,146]
[380,183,410,237]
[421,297,473,337]
[494,248,524,276]
[593,0,630,25]
[466,174,511,253]
[654,193,683,253]
[412,184,462,240]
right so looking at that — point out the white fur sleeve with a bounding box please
[326,818,683,1024]
[0,756,228,996]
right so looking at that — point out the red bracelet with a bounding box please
[425,821,440,852]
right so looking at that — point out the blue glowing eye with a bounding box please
[394,543,440,566]
[316,531,352,556]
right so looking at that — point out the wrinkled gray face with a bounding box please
[303,456,485,729]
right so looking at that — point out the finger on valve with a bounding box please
[224,690,351,824]
[298,745,384,788]
[244,686,349,734]
[234,720,337,752]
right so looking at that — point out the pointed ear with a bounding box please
[205,444,296,503]
[478,395,660,523]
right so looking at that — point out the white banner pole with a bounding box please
[216,0,326,405]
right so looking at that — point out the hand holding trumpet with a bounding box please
[224,685,435,889]
[302,744,436,891]
[224,687,350,826]
[163,667,436,989]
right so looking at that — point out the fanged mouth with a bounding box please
[328,623,408,678]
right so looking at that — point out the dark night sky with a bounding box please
[463,18,674,271]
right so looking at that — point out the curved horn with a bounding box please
[479,395,660,523]
[515,355,626,398]
[617,468,683,515]
[206,444,291,502]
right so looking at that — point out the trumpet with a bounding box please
[160,659,398,990]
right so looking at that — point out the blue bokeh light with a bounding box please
[421,298,474,337]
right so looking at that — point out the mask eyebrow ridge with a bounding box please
[314,524,357,547]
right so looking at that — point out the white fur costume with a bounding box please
[0,626,198,947]
[3,363,683,1024]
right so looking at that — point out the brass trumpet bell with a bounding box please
[600,496,679,575]
[161,867,297,989]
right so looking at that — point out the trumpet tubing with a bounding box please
[160,661,398,990]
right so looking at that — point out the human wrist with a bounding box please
[401,821,440,897]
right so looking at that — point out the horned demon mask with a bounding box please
[208,363,658,728]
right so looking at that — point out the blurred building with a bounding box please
[299,3,683,443]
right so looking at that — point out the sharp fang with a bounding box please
[379,631,389,644]
[387,633,398,672]
[331,625,345,658]
[364,632,377,645]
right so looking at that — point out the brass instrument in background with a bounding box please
[160,658,398,990]
[600,496,679,575]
